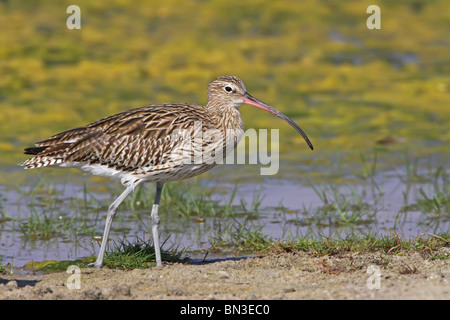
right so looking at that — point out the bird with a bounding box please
[20,75,313,268]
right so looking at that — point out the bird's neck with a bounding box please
[206,102,244,132]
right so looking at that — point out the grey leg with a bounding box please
[90,183,137,268]
[151,182,164,266]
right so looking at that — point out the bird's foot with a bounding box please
[87,260,103,269]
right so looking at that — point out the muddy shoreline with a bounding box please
[1,250,449,300]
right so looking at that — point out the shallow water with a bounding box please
[1,159,448,269]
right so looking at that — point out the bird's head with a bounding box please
[207,75,314,150]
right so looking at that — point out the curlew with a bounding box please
[21,76,313,267]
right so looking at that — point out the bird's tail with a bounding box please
[20,146,64,169]
[24,146,47,155]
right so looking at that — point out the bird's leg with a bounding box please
[89,184,137,268]
[151,182,164,267]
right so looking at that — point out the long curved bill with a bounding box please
[242,92,314,150]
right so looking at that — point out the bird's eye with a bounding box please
[224,86,233,93]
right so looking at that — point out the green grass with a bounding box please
[306,183,378,226]
[0,257,7,274]
[103,237,186,269]
[401,166,450,227]
[16,231,450,273]
[209,230,450,260]
[19,237,185,272]
[6,176,101,239]
[282,233,450,256]
[160,182,236,217]
[16,231,450,272]
[122,179,264,219]
[416,168,450,218]
[4,176,266,243]
[209,221,273,253]
[14,207,96,240]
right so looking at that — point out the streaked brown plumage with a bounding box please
[22,103,227,184]
[21,75,313,267]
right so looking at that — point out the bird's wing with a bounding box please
[22,104,216,170]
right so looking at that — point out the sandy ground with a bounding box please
[1,249,449,300]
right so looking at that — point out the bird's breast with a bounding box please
[219,109,244,157]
